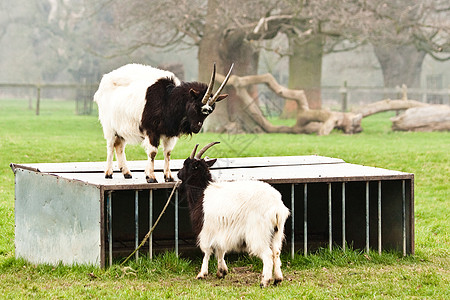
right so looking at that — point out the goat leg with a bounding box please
[196,249,211,279]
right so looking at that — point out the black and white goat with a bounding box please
[94,63,233,183]
[177,142,290,287]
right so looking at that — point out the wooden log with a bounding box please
[354,99,428,118]
[217,73,362,135]
[391,105,450,132]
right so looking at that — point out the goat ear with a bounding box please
[215,94,228,102]
[190,89,201,98]
[205,158,217,167]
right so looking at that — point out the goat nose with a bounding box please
[201,105,212,115]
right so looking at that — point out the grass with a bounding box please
[0,98,449,298]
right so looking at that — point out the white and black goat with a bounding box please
[177,142,290,287]
[94,63,233,183]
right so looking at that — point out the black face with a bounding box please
[176,158,194,182]
[186,93,215,134]
[177,157,217,184]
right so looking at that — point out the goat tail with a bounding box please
[93,77,109,104]
[272,205,290,249]
[94,71,132,104]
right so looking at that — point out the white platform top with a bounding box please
[11,156,413,190]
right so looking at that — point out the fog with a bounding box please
[0,0,448,103]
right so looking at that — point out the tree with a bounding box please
[99,0,450,133]
[277,0,450,116]
[0,0,122,83]
[109,0,291,132]
[367,0,450,89]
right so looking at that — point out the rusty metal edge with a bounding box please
[260,174,414,185]
[101,182,177,191]
[409,176,415,255]
[99,186,106,268]
[10,163,40,174]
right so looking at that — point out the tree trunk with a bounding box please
[281,35,324,118]
[373,44,426,93]
[197,0,228,131]
[199,0,261,133]
[391,105,450,132]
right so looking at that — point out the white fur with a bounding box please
[94,64,181,180]
[197,180,290,287]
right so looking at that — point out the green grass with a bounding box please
[0,98,449,298]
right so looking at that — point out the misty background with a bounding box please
[0,0,449,115]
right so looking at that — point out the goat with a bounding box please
[177,142,290,287]
[94,63,233,183]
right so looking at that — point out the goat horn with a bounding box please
[201,63,216,104]
[189,144,199,159]
[208,63,234,106]
[195,142,220,159]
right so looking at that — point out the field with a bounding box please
[0,98,449,298]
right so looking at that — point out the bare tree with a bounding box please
[276,0,450,116]
[93,0,450,133]
[367,1,449,89]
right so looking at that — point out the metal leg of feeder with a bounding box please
[342,182,346,251]
[365,181,370,253]
[135,191,139,262]
[149,189,153,259]
[175,189,179,257]
[402,180,406,256]
[304,183,308,256]
[328,183,332,252]
[107,191,113,267]
[291,184,295,259]
[378,181,382,255]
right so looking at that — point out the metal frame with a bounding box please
[11,156,414,267]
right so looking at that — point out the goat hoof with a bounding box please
[164,175,174,182]
[105,174,113,179]
[123,173,132,179]
[146,176,158,183]
[216,270,227,279]
[196,274,207,280]
[273,278,282,286]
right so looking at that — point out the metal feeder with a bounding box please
[11,155,414,267]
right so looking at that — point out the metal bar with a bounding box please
[175,189,179,256]
[149,189,153,259]
[342,182,346,251]
[328,183,332,252]
[107,191,112,267]
[378,181,382,255]
[291,183,295,259]
[304,183,308,256]
[366,181,370,253]
[402,180,406,256]
[135,191,139,262]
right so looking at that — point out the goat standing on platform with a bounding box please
[177,142,290,287]
[94,63,233,182]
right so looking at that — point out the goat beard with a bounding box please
[179,116,198,135]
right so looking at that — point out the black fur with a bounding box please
[140,78,216,147]
[177,157,217,237]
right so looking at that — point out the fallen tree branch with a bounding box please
[391,105,450,131]
[217,73,362,135]
[354,99,429,118]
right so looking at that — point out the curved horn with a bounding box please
[189,144,199,159]
[195,142,220,159]
[208,63,234,106]
[201,63,216,104]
